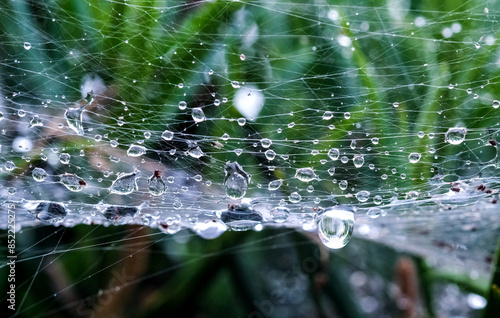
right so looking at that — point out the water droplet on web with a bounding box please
[32,167,48,182]
[144,131,151,139]
[355,190,370,202]
[371,137,379,144]
[158,214,182,234]
[367,207,382,219]
[317,207,354,249]
[327,167,335,176]
[353,155,364,168]
[29,115,43,128]
[268,179,283,191]
[186,142,204,158]
[59,173,87,192]
[231,81,240,88]
[109,171,139,195]
[148,171,166,196]
[417,131,425,138]
[289,192,302,203]
[0,111,4,121]
[408,152,421,163]
[224,162,251,199]
[393,102,399,107]
[127,144,146,157]
[5,161,16,171]
[350,140,357,150]
[32,202,67,223]
[59,153,71,164]
[493,100,500,109]
[373,195,383,205]
[221,203,263,231]
[328,148,340,160]
[237,118,246,126]
[191,107,206,123]
[265,149,276,160]
[161,130,174,141]
[344,112,351,119]
[270,207,290,223]
[178,101,187,110]
[103,206,138,224]
[240,54,246,61]
[475,42,481,49]
[193,220,227,239]
[445,127,467,145]
[221,133,230,140]
[260,138,272,148]
[295,168,317,182]
[322,111,333,120]
[24,42,31,50]
[214,99,221,106]
[339,180,348,190]
[64,104,86,136]
[178,83,184,88]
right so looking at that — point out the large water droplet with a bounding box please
[353,155,364,168]
[295,168,317,182]
[268,179,283,191]
[317,207,355,249]
[148,171,166,196]
[220,203,263,231]
[408,152,421,163]
[103,206,138,224]
[265,149,276,160]
[289,192,302,203]
[30,202,67,224]
[186,142,204,158]
[161,130,174,140]
[191,107,206,123]
[59,173,87,192]
[270,206,289,223]
[5,161,16,171]
[355,190,370,202]
[64,104,86,136]
[260,138,272,148]
[127,144,146,157]
[59,153,71,164]
[109,171,139,195]
[158,214,182,234]
[445,127,467,145]
[32,167,48,182]
[224,162,251,199]
[193,220,227,239]
[328,148,340,161]
[339,180,348,190]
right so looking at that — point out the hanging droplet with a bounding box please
[231,81,240,88]
[24,42,32,50]
[265,149,276,160]
[158,214,182,234]
[191,107,206,123]
[317,207,355,249]
[268,179,283,191]
[328,148,340,160]
[5,161,16,171]
[161,130,174,140]
[32,167,48,182]
[31,202,67,224]
[289,192,302,203]
[59,153,71,164]
[353,155,364,168]
[492,100,499,109]
[29,115,43,128]
[221,203,263,231]
[224,162,251,199]
[327,167,335,176]
[186,142,204,158]
[148,170,166,196]
[355,190,370,202]
[178,101,187,110]
[127,144,147,157]
[339,180,348,190]
[260,138,272,148]
[59,173,87,192]
[109,171,139,195]
[237,118,246,126]
[294,168,317,182]
[366,207,382,219]
[445,127,467,145]
[270,207,290,223]
[322,111,333,120]
[102,206,138,224]
[193,220,227,239]
[408,152,421,163]
[64,104,86,136]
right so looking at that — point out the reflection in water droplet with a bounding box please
[408,152,421,163]
[268,179,283,191]
[109,171,139,195]
[328,148,340,160]
[59,153,71,164]
[192,107,206,123]
[158,214,182,234]
[353,155,364,168]
[221,204,263,231]
[270,206,289,223]
[29,115,43,128]
[32,202,67,224]
[445,127,467,145]
[24,42,32,50]
[59,173,87,192]
[322,111,333,120]
[355,190,370,202]
[339,180,348,190]
[161,130,174,140]
[148,171,166,196]
[367,207,382,218]
[102,206,138,224]
[295,168,317,182]
[5,161,16,171]
[64,104,86,136]
[127,144,147,157]
[193,220,227,239]
[186,142,204,158]
[224,162,251,199]
[265,149,276,160]
[32,167,48,182]
[317,207,355,249]
[260,138,272,148]
[289,192,302,203]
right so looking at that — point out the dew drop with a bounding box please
[344,112,351,119]
[317,207,354,249]
[178,101,187,110]
[29,115,43,128]
[408,152,421,163]
[161,130,174,141]
[103,206,138,224]
[224,162,251,199]
[221,203,263,231]
[355,190,370,202]
[24,42,31,50]
[5,161,16,171]
[265,149,276,160]
[327,167,335,176]
[367,207,382,219]
[268,179,283,191]
[191,107,206,123]
[322,111,333,120]
[32,202,67,224]
[148,171,166,196]
[371,137,379,144]
[353,155,364,168]
[339,180,348,190]
[270,206,290,223]
[32,167,48,182]
[109,171,139,195]
[193,220,227,239]
[493,100,500,109]
[231,81,240,88]
[445,127,467,145]
[64,104,86,136]
[328,148,340,161]
[260,138,272,148]
[59,153,71,164]
[127,144,147,157]
[214,99,221,106]
[237,118,246,126]
[295,168,317,182]
[186,142,204,158]
[289,192,302,203]
[59,173,87,192]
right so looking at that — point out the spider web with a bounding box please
[1,0,500,316]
